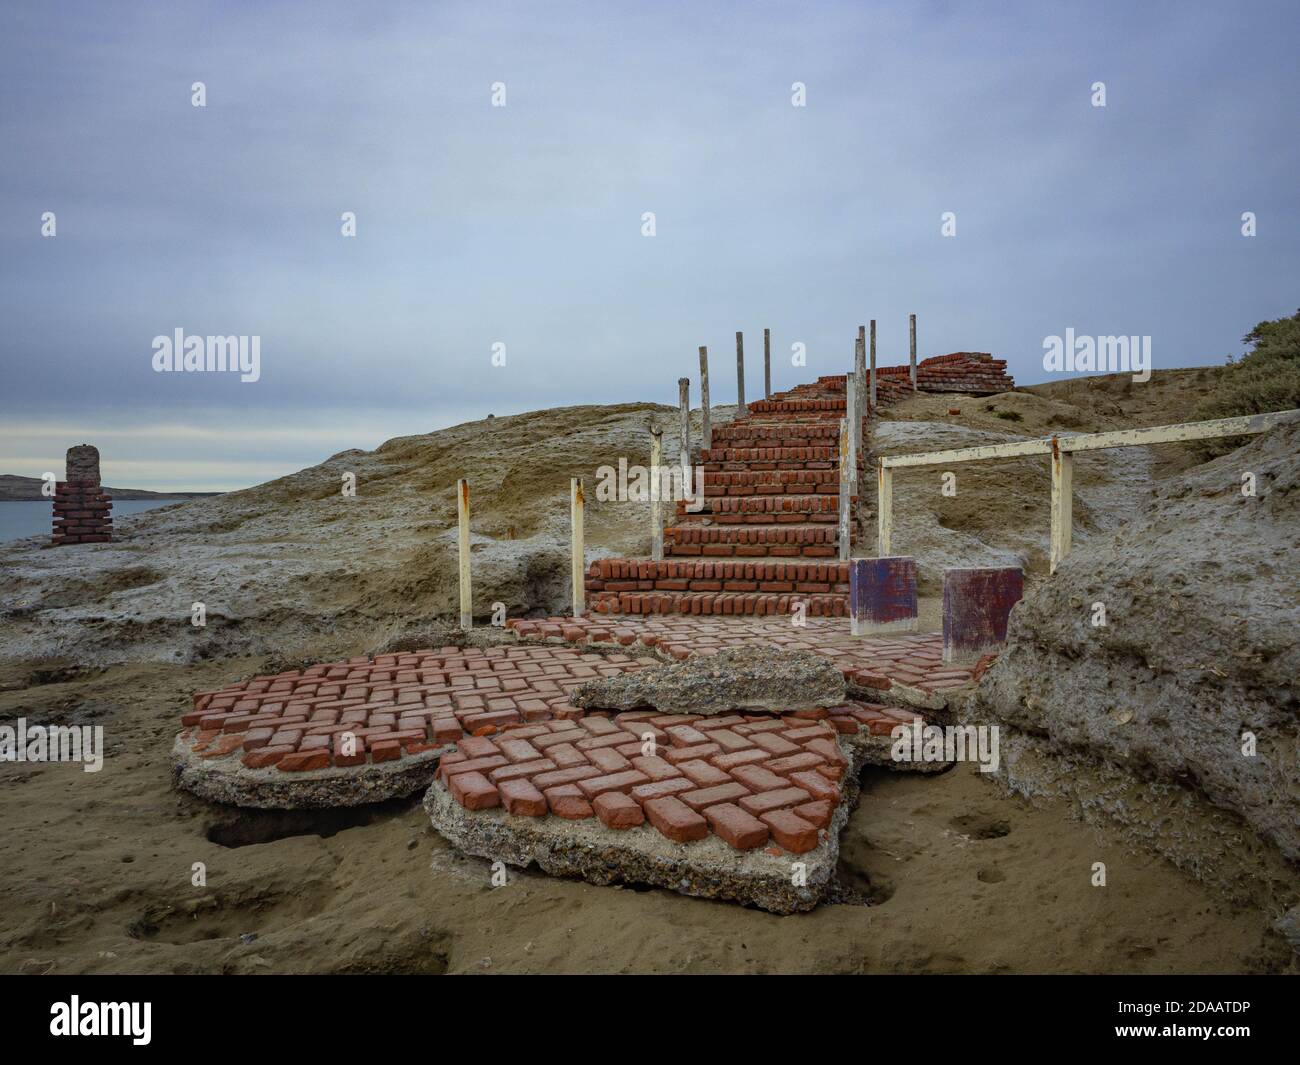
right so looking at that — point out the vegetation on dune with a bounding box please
[1191,308,1300,458]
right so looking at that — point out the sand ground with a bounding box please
[1,650,1287,975]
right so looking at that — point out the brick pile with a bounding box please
[51,444,113,545]
[433,697,916,854]
[585,352,1013,617]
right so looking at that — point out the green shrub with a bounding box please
[1190,309,1300,459]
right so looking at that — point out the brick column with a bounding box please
[942,566,1023,664]
[52,444,113,545]
[849,556,918,635]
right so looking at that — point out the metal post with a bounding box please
[735,331,745,414]
[457,478,472,628]
[698,346,711,450]
[650,426,664,561]
[571,477,585,616]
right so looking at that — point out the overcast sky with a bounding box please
[2,0,1297,490]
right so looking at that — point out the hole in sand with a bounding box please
[205,796,414,848]
[948,814,1011,840]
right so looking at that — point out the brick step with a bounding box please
[701,446,839,463]
[710,423,845,446]
[703,469,840,493]
[587,558,850,582]
[676,494,850,519]
[664,523,851,557]
[588,589,848,618]
[746,399,847,415]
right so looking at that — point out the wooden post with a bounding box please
[845,370,857,472]
[457,478,472,629]
[876,460,892,556]
[650,426,664,561]
[1049,438,1073,574]
[838,417,852,562]
[735,331,745,414]
[571,477,585,616]
[869,319,877,408]
[855,327,866,423]
[698,346,711,450]
[677,377,690,472]
[763,328,771,399]
[909,313,917,389]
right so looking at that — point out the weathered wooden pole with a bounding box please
[909,313,917,389]
[869,319,877,408]
[846,370,858,473]
[735,331,745,413]
[650,425,664,561]
[698,346,711,450]
[1049,437,1074,574]
[677,377,690,473]
[457,478,472,629]
[570,477,585,616]
[838,418,852,562]
[763,328,771,399]
[876,459,893,556]
[855,326,866,422]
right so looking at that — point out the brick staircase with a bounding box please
[585,352,1013,620]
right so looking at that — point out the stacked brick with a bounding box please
[585,351,1014,618]
[51,444,113,545]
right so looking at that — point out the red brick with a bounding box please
[730,765,789,792]
[703,803,769,850]
[587,748,631,774]
[577,770,649,799]
[680,781,751,812]
[664,724,709,747]
[765,751,824,776]
[761,809,819,853]
[593,792,645,829]
[532,764,601,789]
[662,742,722,764]
[794,799,832,828]
[449,770,500,810]
[630,755,677,781]
[498,778,547,817]
[241,744,295,768]
[789,769,840,803]
[710,748,769,772]
[488,758,557,784]
[677,759,731,787]
[738,786,812,816]
[643,796,708,843]
[544,786,593,820]
[277,750,330,772]
[629,778,694,804]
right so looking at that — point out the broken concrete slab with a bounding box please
[571,644,845,716]
[172,732,444,809]
[423,702,952,913]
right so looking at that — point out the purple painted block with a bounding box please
[943,567,1024,664]
[849,557,918,635]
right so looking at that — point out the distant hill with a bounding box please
[0,474,221,502]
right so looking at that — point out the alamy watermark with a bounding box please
[1042,328,1150,382]
[151,328,261,382]
[891,718,1000,773]
[1,718,104,773]
[595,458,704,512]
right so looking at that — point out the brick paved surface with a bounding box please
[178,644,652,772]
[429,695,915,854]
[506,614,983,697]
[586,354,1013,617]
